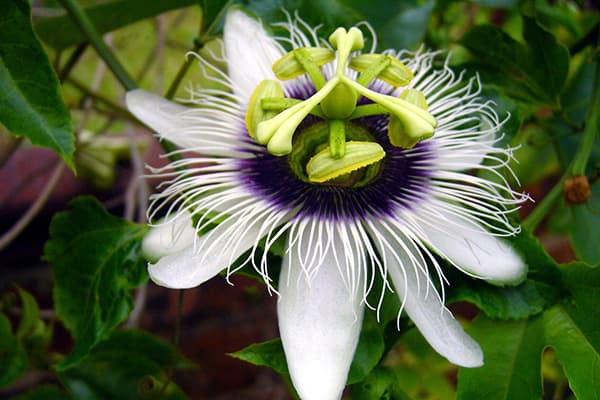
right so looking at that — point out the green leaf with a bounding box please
[391,327,457,399]
[471,0,518,9]
[460,18,569,107]
[230,311,385,385]
[347,311,385,384]
[457,263,600,400]
[201,0,232,34]
[35,0,202,50]
[543,305,600,399]
[0,314,28,388]
[351,366,411,400]
[562,57,597,125]
[567,182,600,265]
[456,315,545,400]
[0,0,74,167]
[448,230,563,319]
[229,338,288,375]
[59,330,190,400]
[241,0,432,51]
[11,385,69,400]
[549,262,600,399]
[521,17,569,102]
[448,279,558,320]
[45,196,148,369]
[16,287,41,340]
[377,0,435,50]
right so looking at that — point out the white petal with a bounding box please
[142,211,196,261]
[126,89,188,134]
[371,222,483,367]
[224,9,283,101]
[126,89,242,156]
[419,209,526,285]
[278,234,364,400]
[148,215,262,289]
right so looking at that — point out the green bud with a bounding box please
[246,79,284,140]
[350,54,414,87]
[320,82,358,119]
[306,141,385,183]
[272,47,335,80]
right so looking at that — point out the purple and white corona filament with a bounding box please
[127,9,528,400]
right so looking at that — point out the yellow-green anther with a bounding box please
[328,120,346,159]
[272,47,334,89]
[341,76,436,147]
[350,54,414,87]
[329,27,364,74]
[306,141,385,183]
[343,76,436,128]
[388,88,432,148]
[320,81,358,119]
[399,89,428,109]
[246,79,284,140]
[258,78,339,155]
[354,54,391,87]
[387,114,434,148]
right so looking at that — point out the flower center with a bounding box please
[288,120,383,187]
[245,26,438,185]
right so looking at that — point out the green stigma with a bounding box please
[244,25,438,184]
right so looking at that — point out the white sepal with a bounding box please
[278,235,364,400]
[224,9,284,101]
[142,211,196,262]
[370,221,484,368]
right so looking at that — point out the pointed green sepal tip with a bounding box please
[306,141,385,183]
[246,79,284,140]
[350,54,414,87]
[272,47,335,80]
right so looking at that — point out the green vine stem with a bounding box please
[523,48,599,232]
[571,56,600,176]
[522,174,567,232]
[57,0,137,91]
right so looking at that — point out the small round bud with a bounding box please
[564,175,591,205]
